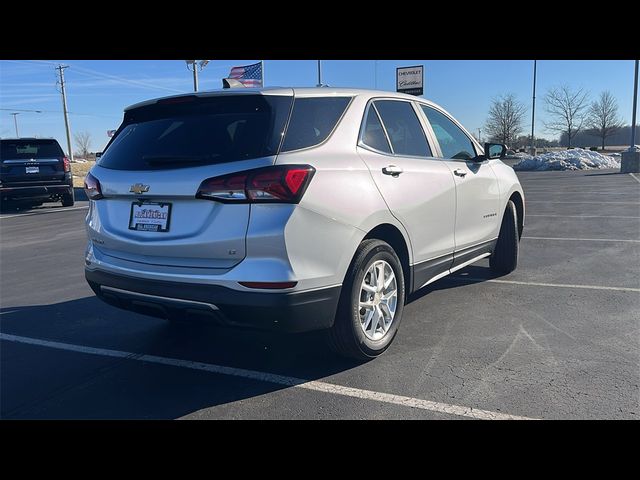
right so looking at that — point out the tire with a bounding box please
[327,239,405,360]
[61,192,75,207]
[490,200,519,275]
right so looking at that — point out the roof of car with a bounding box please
[0,137,58,142]
[124,87,440,111]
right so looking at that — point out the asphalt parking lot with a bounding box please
[1,169,639,420]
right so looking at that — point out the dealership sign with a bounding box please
[396,65,424,96]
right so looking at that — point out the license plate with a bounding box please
[128,202,171,232]
[26,166,39,174]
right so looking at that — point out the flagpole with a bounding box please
[374,60,378,89]
[261,60,265,87]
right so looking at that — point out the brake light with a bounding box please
[84,172,103,200]
[63,156,70,173]
[157,95,197,105]
[196,165,315,204]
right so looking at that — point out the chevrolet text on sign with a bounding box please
[396,65,424,96]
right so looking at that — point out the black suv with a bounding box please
[0,138,74,208]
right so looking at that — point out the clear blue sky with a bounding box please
[0,60,636,154]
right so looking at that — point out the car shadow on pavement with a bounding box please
[0,201,38,214]
[0,296,362,419]
[1,265,498,419]
[0,188,87,214]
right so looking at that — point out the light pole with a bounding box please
[4,109,43,138]
[186,60,210,92]
[11,112,20,137]
[620,59,639,173]
[630,60,638,149]
[530,60,537,155]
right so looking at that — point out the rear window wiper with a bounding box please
[142,154,219,166]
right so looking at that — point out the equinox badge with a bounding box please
[130,183,150,194]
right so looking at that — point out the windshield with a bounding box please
[98,94,293,170]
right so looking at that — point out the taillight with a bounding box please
[84,172,103,200]
[196,165,315,204]
[63,156,70,173]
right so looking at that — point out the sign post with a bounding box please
[396,65,424,96]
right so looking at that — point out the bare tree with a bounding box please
[74,131,92,159]
[544,85,590,148]
[484,93,527,147]
[587,91,623,150]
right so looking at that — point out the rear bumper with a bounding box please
[85,268,341,333]
[0,183,73,200]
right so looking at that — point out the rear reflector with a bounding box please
[197,165,315,204]
[239,281,298,289]
[84,172,103,200]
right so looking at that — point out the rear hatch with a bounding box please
[88,91,294,269]
[0,139,67,186]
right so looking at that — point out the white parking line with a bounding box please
[526,200,639,204]
[523,236,640,243]
[522,191,639,196]
[523,186,639,190]
[521,181,636,185]
[524,186,639,189]
[450,277,640,293]
[0,332,535,421]
[527,214,640,219]
[631,173,640,184]
[0,206,89,219]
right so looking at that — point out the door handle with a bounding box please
[453,168,467,177]
[382,165,403,176]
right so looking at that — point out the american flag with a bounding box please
[228,62,263,87]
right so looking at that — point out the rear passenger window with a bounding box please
[361,105,391,153]
[281,97,352,152]
[421,106,476,160]
[374,100,432,157]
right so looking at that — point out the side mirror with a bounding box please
[95,152,102,160]
[484,143,507,160]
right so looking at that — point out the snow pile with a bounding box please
[513,148,621,171]
[72,158,88,163]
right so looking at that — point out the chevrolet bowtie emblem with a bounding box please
[130,183,150,194]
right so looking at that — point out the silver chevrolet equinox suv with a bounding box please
[84,88,525,360]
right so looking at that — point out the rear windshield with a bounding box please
[280,97,352,152]
[98,95,293,170]
[1,140,64,160]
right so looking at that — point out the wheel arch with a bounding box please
[362,223,412,297]
[508,190,524,239]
